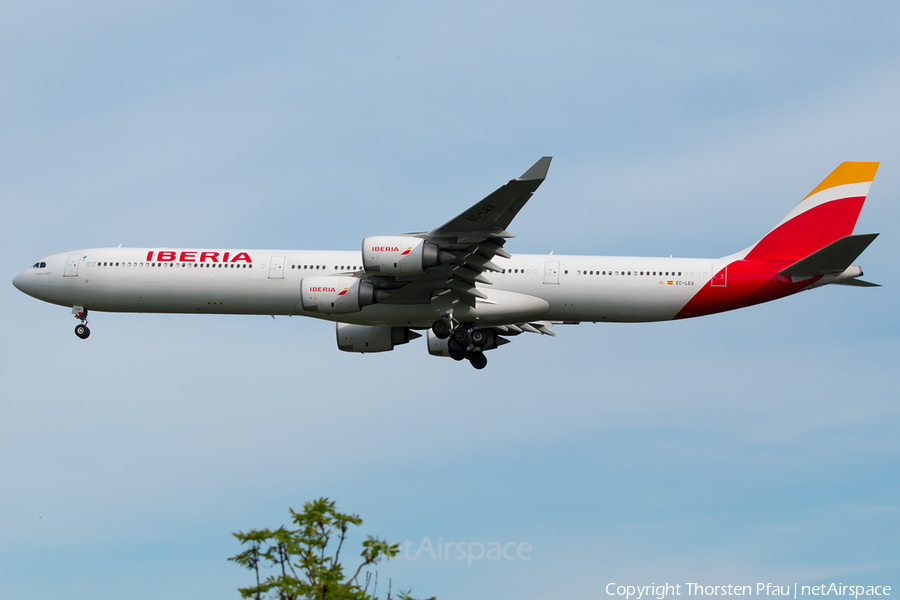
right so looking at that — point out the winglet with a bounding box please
[519,157,552,181]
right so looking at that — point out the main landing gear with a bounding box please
[74,307,90,339]
[432,318,492,370]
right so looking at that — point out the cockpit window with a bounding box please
[32,262,47,268]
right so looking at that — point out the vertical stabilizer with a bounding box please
[742,162,879,262]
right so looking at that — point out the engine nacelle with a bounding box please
[362,236,443,276]
[427,329,452,357]
[300,276,377,314]
[336,323,421,353]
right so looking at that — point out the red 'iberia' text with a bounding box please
[145,251,252,263]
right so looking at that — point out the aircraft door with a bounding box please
[64,254,81,277]
[543,261,560,284]
[711,262,727,287]
[269,256,285,279]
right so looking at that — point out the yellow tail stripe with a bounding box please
[804,161,880,200]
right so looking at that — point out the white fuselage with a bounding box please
[14,247,719,326]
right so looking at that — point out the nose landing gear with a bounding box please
[73,306,90,339]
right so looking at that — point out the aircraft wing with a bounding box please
[427,156,552,243]
[393,156,552,307]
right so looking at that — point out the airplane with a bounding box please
[12,158,880,369]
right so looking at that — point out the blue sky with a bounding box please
[2,2,899,598]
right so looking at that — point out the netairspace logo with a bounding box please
[389,537,532,567]
[605,583,892,600]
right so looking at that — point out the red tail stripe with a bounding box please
[745,196,865,262]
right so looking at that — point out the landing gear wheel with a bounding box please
[469,351,487,370]
[74,324,91,339]
[431,318,452,339]
[448,344,467,361]
[471,329,492,348]
[451,326,472,347]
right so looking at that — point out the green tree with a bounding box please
[229,498,434,600]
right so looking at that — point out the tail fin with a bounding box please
[743,162,879,262]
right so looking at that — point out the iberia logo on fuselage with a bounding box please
[400,247,412,255]
[145,251,252,263]
[337,287,349,296]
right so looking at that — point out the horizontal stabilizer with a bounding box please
[779,233,879,279]
[831,278,880,287]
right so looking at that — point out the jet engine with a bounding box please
[300,277,379,314]
[336,323,421,353]
[361,236,446,276]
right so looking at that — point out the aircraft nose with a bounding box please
[12,271,25,291]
